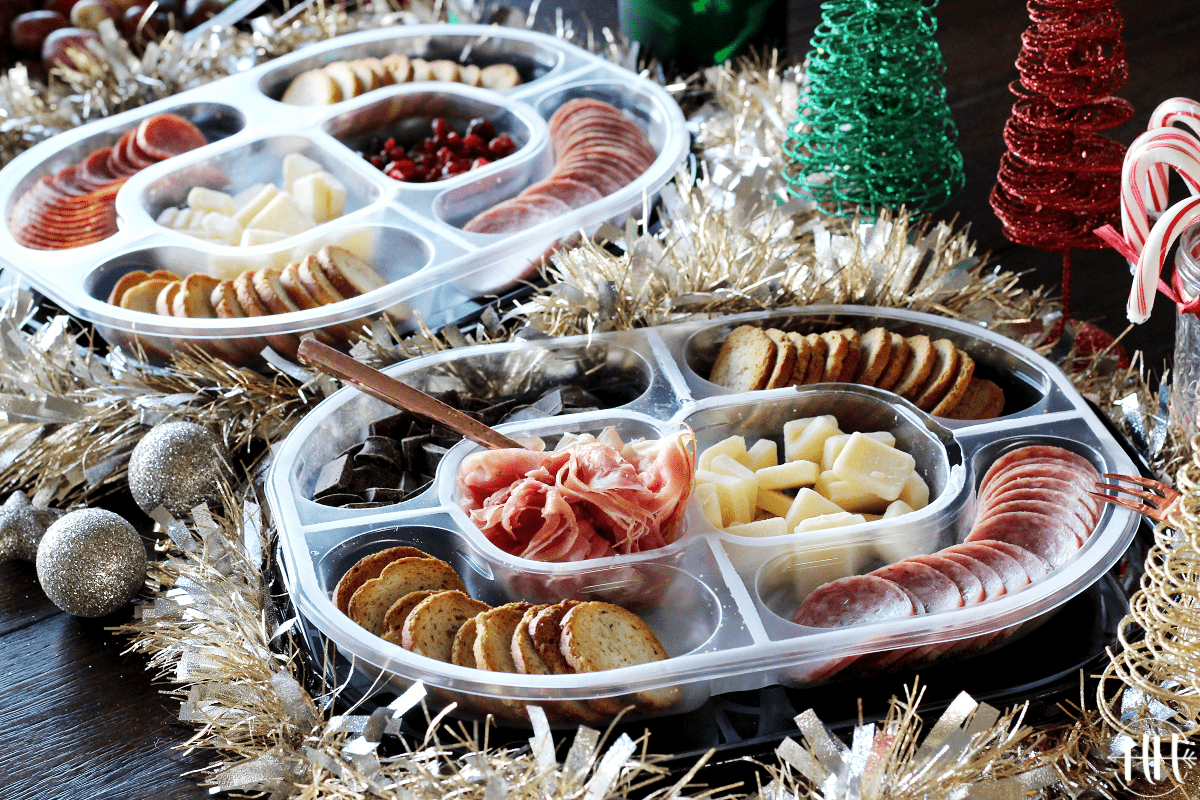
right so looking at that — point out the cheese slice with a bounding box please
[756,487,795,518]
[292,170,347,224]
[239,228,289,248]
[883,499,915,518]
[201,212,243,245]
[814,470,889,514]
[695,468,754,526]
[784,488,844,531]
[898,470,930,510]
[695,483,724,528]
[756,459,819,490]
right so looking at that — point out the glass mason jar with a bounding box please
[1173,224,1200,438]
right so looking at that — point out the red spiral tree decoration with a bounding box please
[989,0,1134,315]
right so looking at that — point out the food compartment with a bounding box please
[280,341,661,526]
[685,385,967,580]
[679,307,1063,421]
[81,219,434,363]
[259,27,570,105]
[3,102,244,252]
[440,411,698,598]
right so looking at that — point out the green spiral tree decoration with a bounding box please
[783,0,965,218]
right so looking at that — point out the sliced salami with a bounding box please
[978,470,1102,522]
[979,446,1099,494]
[965,511,1081,567]
[944,542,1031,593]
[871,561,965,613]
[904,553,986,605]
[937,551,1005,600]
[978,487,1095,530]
[119,131,158,170]
[79,147,117,190]
[135,113,208,160]
[521,177,603,209]
[792,574,916,628]
[976,499,1090,544]
[463,197,558,234]
[974,539,1049,580]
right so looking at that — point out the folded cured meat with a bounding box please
[456,427,695,561]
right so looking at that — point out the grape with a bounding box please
[41,26,100,69]
[11,9,68,53]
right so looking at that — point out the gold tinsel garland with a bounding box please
[0,3,1187,798]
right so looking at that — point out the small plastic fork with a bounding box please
[1090,473,1181,523]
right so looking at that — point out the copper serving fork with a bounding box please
[1090,473,1181,523]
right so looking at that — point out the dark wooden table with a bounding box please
[2,2,1195,797]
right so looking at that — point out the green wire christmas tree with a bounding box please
[783,0,965,218]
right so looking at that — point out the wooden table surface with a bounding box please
[2,1,1194,797]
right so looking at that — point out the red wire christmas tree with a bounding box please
[989,0,1134,315]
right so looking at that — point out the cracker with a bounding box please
[473,602,532,673]
[381,54,413,83]
[401,589,490,662]
[913,339,961,411]
[560,601,679,712]
[836,329,862,382]
[348,556,467,635]
[802,333,828,384]
[785,332,812,386]
[708,326,777,391]
[323,62,364,100]
[764,329,797,389]
[820,331,850,384]
[946,377,1006,420]
[931,350,976,416]
[382,589,436,644]
[281,68,343,106]
[334,545,433,614]
[892,335,934,399]
[529,600,579,675]
[852,327,892,386]
[875,332,911,391]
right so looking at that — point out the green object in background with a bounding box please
[782,0,965,219]
[619,0,782,70]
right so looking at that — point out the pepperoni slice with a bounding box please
[463,197,559,234]
[521,177,603,209]
[945,542,1031,593]
[79,147,118,190]
[135,113,207,161]
[965,511,1082,567]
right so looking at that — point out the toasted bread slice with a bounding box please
[875,332,910,391]
[801,333,827,384]
[932,351,976,416]
[234,270,303,357]
[119,278,173,314]
[512,604,554,675]
[459,64,483,87]
[451,615,481,668]
[348,59,382,93]
[408,58,434,81]
[913,339,961,411]
[253,265,340,346]
[784,332,812,386]
[382,590,436,645]
[946,377,1006,420]
[892,335,934,399]
[427,59,461,83]
[480,63,521,89]
[280,258,356,343]
[529,600,579,674]
[560,601,679,712]
[820,331,850,383]
[473,602,532,673]
[172,272,222,318]
[317,245,388,298]
[348,556,467,636]
[155,280,182,316]
[709,326,777,391]
[401,589,490,661]
[281,68,343,106]
[763,329,797,390]
[836,329,862,382]
[334,545,433,614]
[298,252,348,305]
[108,270,149,306]
[381,53,413,83]
[323,61,364,100]
[853,327,892,386]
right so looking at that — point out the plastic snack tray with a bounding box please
[265,305,1138,722]
[0,24,687,361]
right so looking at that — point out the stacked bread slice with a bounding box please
[281,55,522,106]
[336,546,677,721]
[708,325,1005,420]
[105,244,387,360]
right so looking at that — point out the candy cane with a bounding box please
[1145,99,1200,209]
[1127,193,1200,323]
[1120,129,1200,257]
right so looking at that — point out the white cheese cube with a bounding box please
[695,483,724,528]
[757,487,794,518]
[898,470,930,510]
[831,431,916,502]
[698,435,748,472]
[156,206,180,227]
[200,212,243,245]
[232,184,281,228]
[292,170,347,225]
[187,187,236,216]
[883,499,914,518]
[282,152,324,194]
[710,453,758,482]
[745,438,779,472]
[233,183,270,210]
[784,417,817,445]
[784,488,845,531]
[246,193,316,237]
[814,470,889,514]
[757,459,819,490]
[794,512,867,533]
[785,415,841,464]
[725,518,789,538]
[821,431,896,471]
[695,468,754,526]
[239,228,289,247]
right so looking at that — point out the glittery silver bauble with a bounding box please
[128,421,232,518]
[0,491,65,562]
[36,508,147,617]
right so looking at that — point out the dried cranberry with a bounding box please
[431,117,453,140]
[470,157,491,170]
[487,134,516,158]
[442,160,469,177]
[467,118,495,140]
[462,133,485,157]
[443,130,462,152]
[436,145,454,164]
[392,159,418,180]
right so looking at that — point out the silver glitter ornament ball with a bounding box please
[36,508,147,617]
[128,421,232,518]
[0,491,64,562]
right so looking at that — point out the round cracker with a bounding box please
[932,351,976,416]
[333,545,433,614]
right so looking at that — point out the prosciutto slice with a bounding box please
[456,428,695,561]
